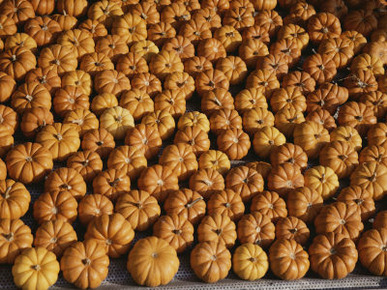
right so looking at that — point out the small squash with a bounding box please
[275,216,310,245]
[197,214,237,248]
[78,194,113,226]
[250,191,288,222]
[237,212,275,248]
[232,243,268,281]
[287,187,323,224]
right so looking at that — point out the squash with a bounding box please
[303,53,337,85]
[0,218,33,264]
[57,29,95,59]
[367,123,387,148]
[337,185,375,221]
[174,126,210,156]
[164,71,195,99]
[11,82,51,114]
[0,180,30,220]
[79,52,114,76]
[95,35,129,63]
[116,52,148,78]
[183,56,213,77]
[13,247,59,290]
[251,191,287,222]
[189,168,225,199]
[0,47,36,81]
[269,239,310,280]
[304,165,339,200]
[343,9,377,37]
[198,213,237,248]
[24,16,61,47]
[197,38,227,63]
[0,72,16,103]
[237,212,275,248]
[270,143,308,170]
[56,0,87,17]
[274,107,306,138]
[100,106,134,140]
[67,150,103,182]
[92,169,130,201]
[307,12,341,43]
[246,69,279,97]
[359,145,387,167]
[374,211,387,230]
[61,239,109,289]
[20,107,53,138]
[93,69,130,96]
[0,15,17,39]
[287,187,323,224]
[341,30,367,54]
[232,243,268,281]
[127,236,179,287]
[215,56,247,85]
[38,44,77,76]
[162,36,195,61]
[275,216,310,245]
[131,1,160,25]
[142,110,175,141]
[282,70,316,95]
[207,189,245,221]
[195,69,229,96]
[153,214,194,253]
[309,232,358,279]
[234,88,267,115]
[294,121,330,159]
[81,128,115,159]
[111,13,147,44]
[210,108,243,135]
[147,22,176,46]
[53,86,89,117]
[198,150,231,175]
[125,124,162,160]
[34,220,77,257]
[63,109,99,137]
[190,241,231,283]
[318,37,354,68]
[306,108,337,132]
[154,89,186,119]
[331,126,362,151]
[78,194,113,226]
[0,159,5,180]
[242,108,274,135]
[360,91,387,120]
[270,87,306,114]
[217,128,251,160]
[267,164,304,197]
[0,105,17,135]
[177,111,210,133]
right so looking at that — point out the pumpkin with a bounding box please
[6,142,52,184]
[130,40,159,63]
[147,22,176,46]
[238,39,269,69]
[0,47,36,81]
[80,51,115,76]
[67,150,103,182]
[198,213,236,248]
[119,89,154,121]
[33,190,78,225]
[237,212,275,248]
[192,7,222,30]
[53,86,89,117]
[0,0,35,24]
[201,88,234,116]
[92,168,130,201]
[269,239,309,280]
[350,161,387,201]
[254,10,283,37]
[282,70,316,95]
[34,220,77,257]
[308,107,336,133]
[35,123,80,162]
[306,84,342,114]
[63,109,99,137]
[38,44,77,76]
[367,123,387,148]
[207,189,245,221]
[270,143,308,170]
[225,166,264,202]
[85,213,134,258]
[153,214,194,253]
[115,190,160,231]
[213,26,242,53]
[363,42,387,65]
[196,38,227,64]
[0,15,17,39]
[0,218,33,264]
[267,163,304,197]
[100,106,134,140]
[270,87,307,113]
[190,241,231,283]
[183,56,213,77]
[61,239,109,289]
[304,165,339,200]
[81,128,115,159]
[360,91,387,120]
[242,108,274,135]
[275,216,310,245]
[0,72,16,103]
[359,145,387,166]
[320,0,348,18]
[56,0,87,17]
[233,243,268,281]
[0,159,5,180]
[0,105,17,135]
[13,247,59,290]
[141,110,175,141]
[91,93,118,116]
[307,12,341,43]
[253,126,286,159]
[294,121,330,159]
[127,236,179,287]
[351,53,385,76]
[138,164,179,202]
[95,34,129,63]
[177,111,210,133]
[149,49,184,80]
[318,37,354,68]
[11,82,51,114]
[0,179,30,220]
[61,70,92,96]
[131,1,160,25]
[331,126,362,152]
[234,88,267,114]
[337,185,375,221]
[374,211,387,230]
[345,70,378,98]
[0,128,13,157]
[174,126,210,156]
[246,69,280,97]
[162,36,195,61]
[125,124,162,160]
[25,67,61,95]
[223,6,255,30]
[251,191,288,222]
[269,38,301,67]
[278,24,309,50]
[179,18,212,46]
[198,150,231,175]
[303,53,337,85]
[44,167,86,201]
[343,9,377,37]
[287,187,323,224]
[164,71,195,99]
[87,0,124,27]
[195,69,230,96]
[284,1,316,26]
[210,108,242,135]
[24,16,61,47]
[154,89,186,118]
[358,228,387,276]
[274,107,306,138]
[341,30,367,54]
[309,232,358,279]
[257,53,289,81]
[217,128,251,160]
[315,202,364,240]
[93,70,130,96]
[112,13,147,44]
[116,52,148,78]
[51,12,78,31]
[78,194,113,226]
[189,168,225,199]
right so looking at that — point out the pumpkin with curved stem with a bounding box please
[56,0,87,17]
[270,143,308,170]
[251,191,288,222]
[127,236,179,287]
[78,194,113,226]
[153,214,194,253]
[0,180,30,220]
[11,82,51,115]
[92,169,130,201]
[154,89,186,118]
[198,213,236,248]
[287,187,323,224]
[237,211,275,248]
[304,166,339,200]
[189,168,225,199]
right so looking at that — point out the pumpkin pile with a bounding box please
[0,0,386,288]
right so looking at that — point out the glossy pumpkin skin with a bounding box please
[81,128,115,159]
[251,191,288,222]
[198,150,231,175]
[13,247,60,290]
[115,190,160,231]
[20,107,54,138]
[67,150,103,182]
[270,143,308,170]
[309,232,358,279]
[34,220,77,257]
[153,214,194,253]
[0,159,5,180]
[358,228,387,276]
[304,165,339,200]
[127,236,179,287]
[190,241,231,283]
[78,194,113,226]
[269,239,310,280]
[294,121,330,159]
[100,106,135,140]
[61,239,109,289]
[189,168,225,199]
[142,110,175,141]
[374,211,387,230]
[0,218,33,264]
[232,243,269,281]
[268,164,304,198]
[207,189,245,221]
[337,185,375,221]
[0,180,30,220]
[275,216,310,245]
[197,214,237,248]
[287,187,323,224]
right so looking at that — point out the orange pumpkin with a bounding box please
[11,82,51,114]
[275,216,310,245]
[188,168,225,200]
[0,179,30,220]
[67,150,103,182]
[287,187,323,224]
[207,189,245,221]
[337,185,375,221]
[78,194,113,225]
[81,128,115,159]
[270,143,308,170]
[251,191,288,222]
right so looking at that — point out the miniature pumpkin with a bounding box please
[128,236,179,287]
[67,150,103,182]
[61,239,109,289]
[309,232,358,279]
[306,108,337,132]
[367,123,387,148]
[210,108,243,135]
[125,124,162,160]
[330,126,362,151]
[0,159,5,180]
[149,49,184,80]
[351,53,384,76]
[275,216,310,245]
[0,72,16,103]
[201,88,234,115]
[307,12,341,43]
[141,110,175,141]
[287,187,323,224]
[274,107,306,138]
[0,15,17,39]
[0,218,33,264]
[61,70,92,96]
[154,89,186,119]
[53,86,89,117]
[270,143,308,170]
[337,185,375,221]
[195,69,230,96]
[207,189,244,221]
[254,10,283,37]
[79,52,114,76]
[95,34,129,63]
[91,93,118,116]
[374,211,387,230]
[12,247,59,290]
[343,9,377,37]
[269,239,309,280]
[162,36,195,61]
[92,168,130,201]
[131,1,160,25]
[33,191,78,225]
[38,44,77,76]
[278,23,309,50]
[253,126,286,159]
[174,126,210,156]
[306,83,342,114]
[217,128,251,160]
[360,91,387,120]
[34,220,77,257]
[303,53,337,85]
[344,71,378,98]
[100,106,134,140]
[4,32,37,52]
[304,166,339,200]
[233,243,268,281]
[318,37,354,68]
[120,89,154,121]
[51,12,78,31]
[63,109,99,137]
[237,212,275,248]
[0,180,30,220]
[116,52,148,78]
[164,71,195,99]
[250,191,288,222]
[189,168,225,199]
[24,16,61,47]
[177,111,210,133]
[183,56,213,77]
[0,47,36,81]
[282,70,316,95]
[0,105,17,135]
[257,53,289,80]
[93,70,130,96]
[270,87,307,113]
[115,190,160,231]
[45,167,86,201]
[81,128,115,159]
[359,145,387,166]
[56,0,87,17]
[147,22,176,46]
[198,150,231,175]
[85,213,134,258]
[242,108,274,135]
[246,69,280,97]
[11,82,51,114]
[78,194,113,226]
[294,121,330,159]
[267,164,304,197]
[153,214,194,253]
[234,88,267,114]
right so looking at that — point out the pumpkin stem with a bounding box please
[354,198,363,205]
[96,140,104,146]
[186,196,204,208]
[109,178,122,187]
[382,245,387,252]
[369,173,377,182]
[289,228,298,234]
[214,228,222,235]
[31,265,41,271]
[249,257,257,262]
[172,229,182,235]
[2,232,14,241]
[11,54,17,62]
[82,258,91,266]
[60,183,72,190]
[56,133,63,141]
[4,186,12,199]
